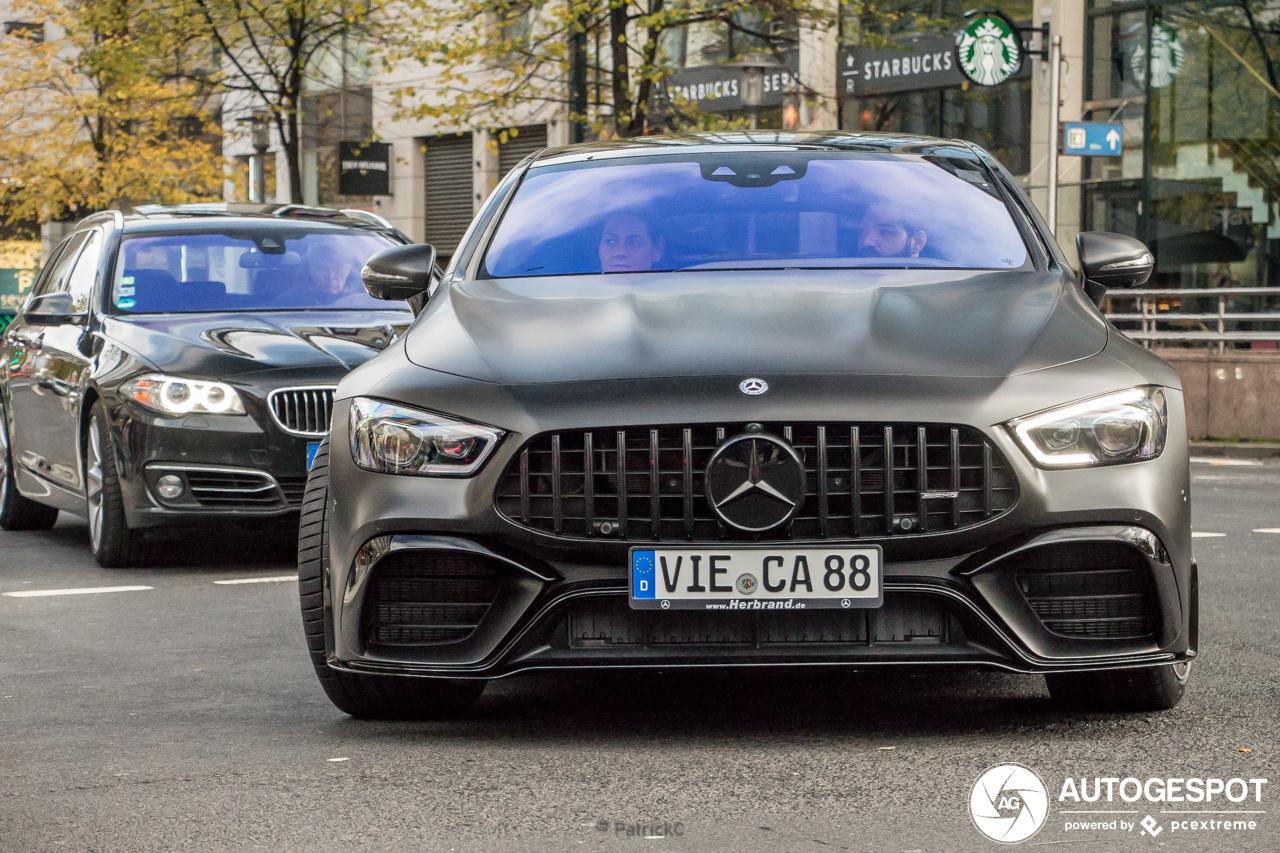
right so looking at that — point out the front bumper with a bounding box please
[320,389,1196,679]
[104,394,320,529]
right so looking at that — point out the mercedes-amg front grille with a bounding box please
[494,422,1016,541]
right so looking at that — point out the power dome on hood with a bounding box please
[402,270,1107,384]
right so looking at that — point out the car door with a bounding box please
[2,232,88,486]
[37,228,106,490]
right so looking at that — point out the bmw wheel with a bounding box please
[298,437,485,719]
[85,402,147,568]
[1046,661,1191,712]
[0,399,59,531]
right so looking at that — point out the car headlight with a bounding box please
[348,397,503,476]
[122,374,246,415]
[1007,386,1167,468]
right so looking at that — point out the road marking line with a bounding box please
[213,575,298,585]
[327,757,349,762]
[1191,532,1227,538]
[2,585,153,598]
[1253,528,1280,534]
[1189,457,1265,466]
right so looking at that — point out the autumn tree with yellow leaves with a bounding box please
[386,0,843,141]
[0,0,224,225]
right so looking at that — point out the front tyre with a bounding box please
[0,401,59,531]
[1046,661,1191,712]
[85,402,147,568]
[297,437,485,719]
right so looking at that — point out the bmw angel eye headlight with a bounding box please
[123,374,246,415]
[348,397,503,476]
[1007,386,1167,468]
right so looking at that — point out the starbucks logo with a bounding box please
[956,15,1023,87]
[1131,22,1185,89]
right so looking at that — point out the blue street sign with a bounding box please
[1063,122,1123,156]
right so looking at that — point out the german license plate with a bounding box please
[629,546,883,611]
[306,442,321,470]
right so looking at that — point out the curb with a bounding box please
[1190,441,1280,461]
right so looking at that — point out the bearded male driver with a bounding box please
[858,204,929,259]
[598,213,665,272]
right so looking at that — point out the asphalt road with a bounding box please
[1,458,1276,853]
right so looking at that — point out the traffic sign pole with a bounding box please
[1046,35,1062,236]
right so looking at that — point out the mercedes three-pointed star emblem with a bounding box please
[705,432,805,531]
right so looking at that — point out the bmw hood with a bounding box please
[102,310,413,377]
[402,270,1107,383]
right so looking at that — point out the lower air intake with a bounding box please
[1015,543,1158,639]
[362,551,501,647]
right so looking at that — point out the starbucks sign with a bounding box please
[1131,22,1185,88]
[955,14,1023,87]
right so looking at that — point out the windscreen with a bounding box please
[110,230,400,313]
[482,152,1030,278]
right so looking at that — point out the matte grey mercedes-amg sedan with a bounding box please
[298,133,1195,719]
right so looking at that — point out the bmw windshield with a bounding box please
[481,150,1032,278]
[110,229,401,313]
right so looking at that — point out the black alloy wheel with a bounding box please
[85,402,147,567]
[0,399,59,531]
[298,437,486,719]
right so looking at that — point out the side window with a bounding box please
[65,230,103,314]
[30,232,88,300]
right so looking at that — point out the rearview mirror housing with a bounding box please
[24,292,77,326]
[1076,231,1154,306]
[361,243,437,302]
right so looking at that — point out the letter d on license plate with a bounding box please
[629,546,882,610]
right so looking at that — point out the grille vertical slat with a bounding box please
[495,422,1016,541]
[916,426,928,533]
[649,428,660,540]
[950,428,961,529]
[584,432,594,535]
[551,433,563,535]
[519,449,530,524]
[816,425,829,538]
[682,428,694,538]
[883,426,894,534]
[269,387,337,436]
[851,426,862,537]
[616,429,628,538]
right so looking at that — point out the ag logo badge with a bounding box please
[956,14,1023,86]
[969,763,1049,843]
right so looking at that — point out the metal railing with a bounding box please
[1104,287,1280,352]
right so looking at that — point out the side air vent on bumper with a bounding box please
[362,551,502,647]
[1014,543,1158,639]
[496,422,1017,542]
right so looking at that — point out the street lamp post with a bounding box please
[739,64,765,130]
[238,111,272,203]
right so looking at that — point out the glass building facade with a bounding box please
[1080,0,1280,297]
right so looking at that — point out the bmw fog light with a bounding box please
[156,474,185,500]
[349,397,503,476]
[1007,386,1167,468]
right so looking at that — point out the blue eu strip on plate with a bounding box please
[306,442,321,471]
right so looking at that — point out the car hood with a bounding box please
[102,310,414,376]
[403,269,1106,383]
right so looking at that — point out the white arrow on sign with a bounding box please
[1106,128,1121,150]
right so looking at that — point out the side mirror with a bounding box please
[1076,231,1154,306]
[361,243,437,301]
[24,292,76,326]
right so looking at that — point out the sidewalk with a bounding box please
[1189,440,1280,461]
